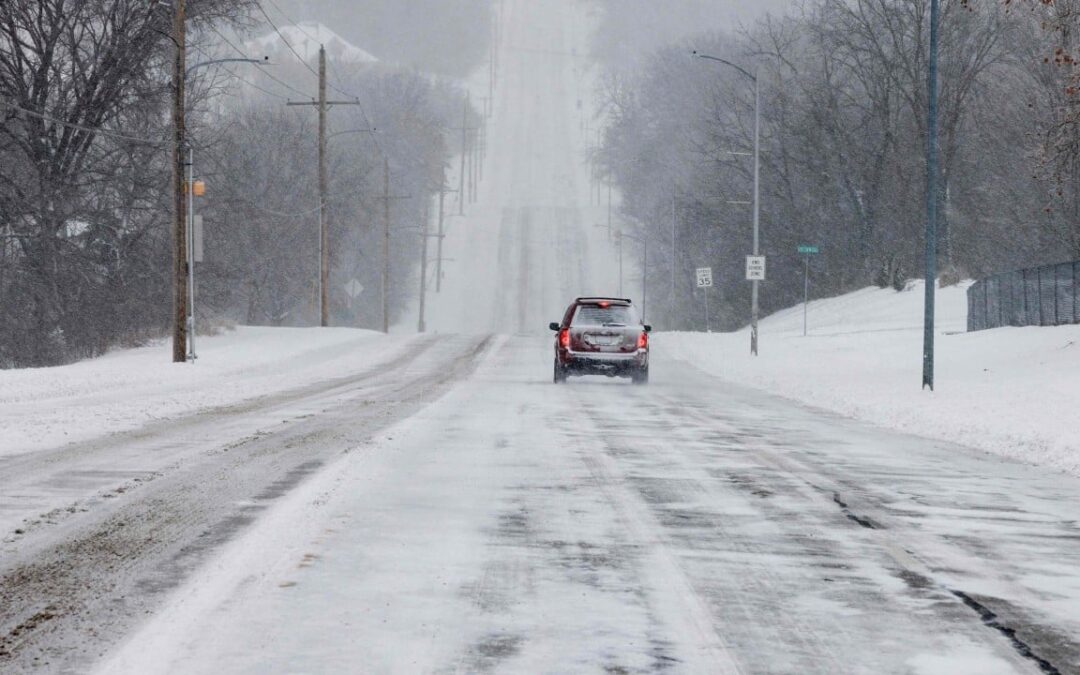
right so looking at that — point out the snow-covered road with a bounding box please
[91,338,1079,674]
[422,0,618,335]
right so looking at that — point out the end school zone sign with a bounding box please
[745,256,766,281]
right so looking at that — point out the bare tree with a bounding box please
[0,0,252,366]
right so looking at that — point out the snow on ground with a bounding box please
[661,281,1080,476]
[0,326,402,458]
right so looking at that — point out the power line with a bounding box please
[324,58,370,104]
[254,1,321,81]
[207,26,311,100]
[0,98,162,145]
[227,198,322,218]
[190,45,291,102]
[264,0,318,42]
[255,0,365,103]
[252,0,384,184]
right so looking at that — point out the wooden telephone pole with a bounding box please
[379,158,413,333]
[437,180,447,292]
[454,94,478,216]
[171,0,187,363]
[383,158,391,333]
[418,198,430,333]
[287,45,360,327]
[458,93,469,216]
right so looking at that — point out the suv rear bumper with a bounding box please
[559,349,648,374]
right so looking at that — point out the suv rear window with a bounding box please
[572,304,637,326]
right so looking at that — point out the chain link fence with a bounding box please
[968,261,1080,331]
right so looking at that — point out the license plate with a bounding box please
[587,335,619,346]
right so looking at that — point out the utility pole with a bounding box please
[473,122,482,201]
[465,127,474,206]
[607,181,612,239]
[418,197,430,333]
[436,179,447,292]
[671,184,677,329]
[488,10,496,113]
[318,46,327,326]
[318,47,329,326]
[923,0,941,390]
[469,127,477,203]
[286,45,360,327]
[596,127,603,206]
[171,0,187,363]
[458,93,469,216]
[480,120,487,182]
[172,54,261,364]
[434,178,459,294]
[383,157,391,333]
[377,160,413,333]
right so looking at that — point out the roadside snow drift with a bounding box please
[661,281,1080,476]
[0,326,401,458]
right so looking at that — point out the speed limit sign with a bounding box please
[696,267,713,288]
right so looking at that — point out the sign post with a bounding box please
[797,245,819,336]
[696,267,713,332]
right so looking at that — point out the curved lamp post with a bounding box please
[618,230,648,320]
[693,50,761,355]
[179,57,268,362]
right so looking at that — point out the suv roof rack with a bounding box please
[575,297,632,304]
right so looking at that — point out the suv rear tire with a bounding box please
[631,367,649,385]
[554,361,568,383]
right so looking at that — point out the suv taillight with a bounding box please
[637,331,648,349]
[559,328,570,348]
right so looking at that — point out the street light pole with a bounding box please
[693,51,762,356]
[750,69,761,356]
[620,230,647,319]
[186,144,195,361]
[173,50,266,363]
[618,232,623,296]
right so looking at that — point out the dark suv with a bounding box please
[549,297,651,384]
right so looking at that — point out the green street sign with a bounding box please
[798,245,819,254]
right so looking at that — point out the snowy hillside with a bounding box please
[661,281,1080,475]
[246,22,378,65]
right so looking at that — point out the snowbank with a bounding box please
[0,326,401,457]
[660,282,1080,476]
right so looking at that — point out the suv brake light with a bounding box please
[637,331,648,349]
[559,328,570,348]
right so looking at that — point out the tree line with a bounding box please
[595,0,1080,330]
[0,0,481,367]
